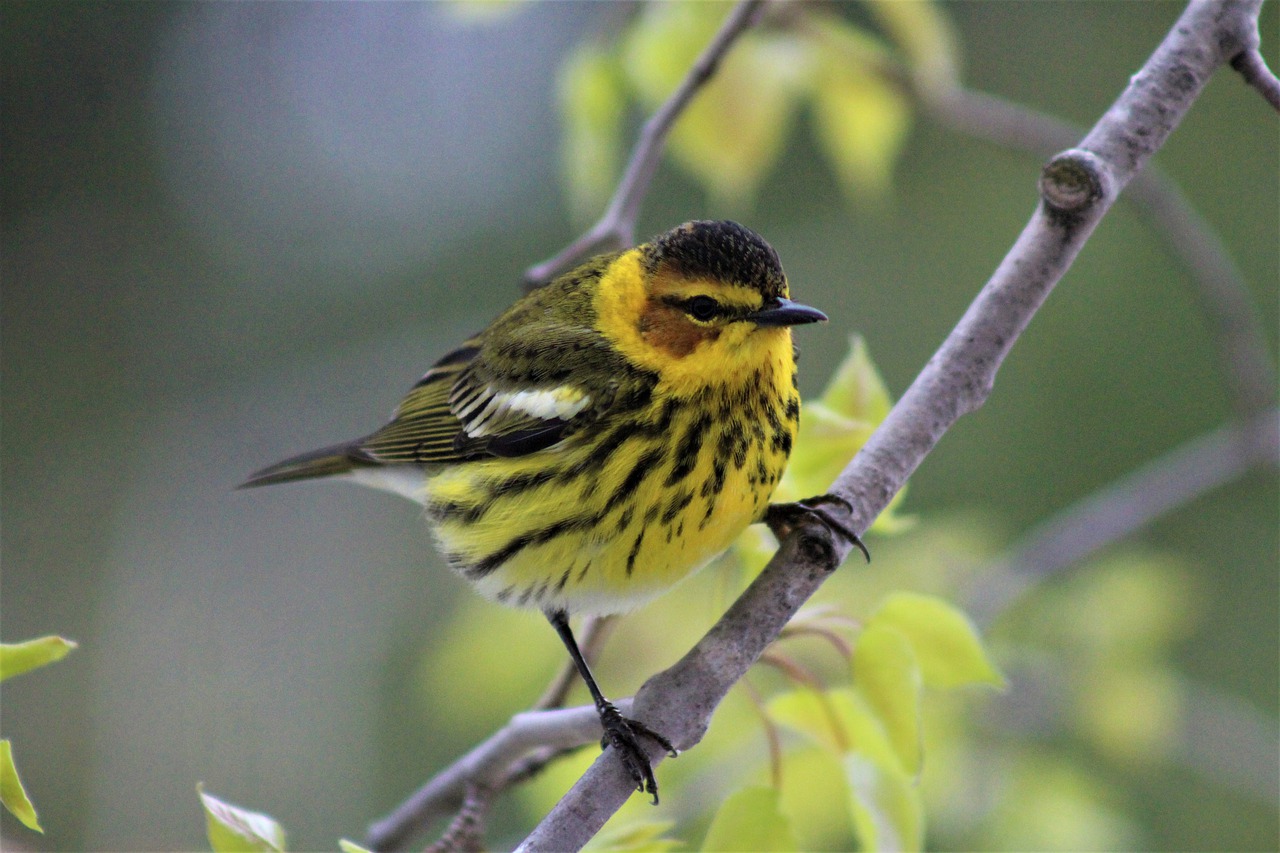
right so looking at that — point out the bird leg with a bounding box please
[545,609,677,804]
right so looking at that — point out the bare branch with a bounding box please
[424,783,490,853]
[516,2,1266,850]
[801,0,1276,422]
[965,408,1279,628]
[932,86,1277,419]
[1231,49,1280,111]
[366,703,610,851]
[850,20,1277,422]
[523,0,768,288]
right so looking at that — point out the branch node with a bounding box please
[1229,48,1280,112]
[1039,148,1110,214]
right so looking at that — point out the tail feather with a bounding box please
[240,441,372,489]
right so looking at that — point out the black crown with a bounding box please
[645,220,786,299]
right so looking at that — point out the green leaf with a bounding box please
[621,3,721,104]
[865,0,960,93]
[853,625,923,775]
[766,688,849,755]
[666,35,809,206]
[774,336,912,535]
[199,785,287,852]
[621,3,811,206]
[776,747,855,850]
[701,786,797,852]
[1,740,42,833]
[811,57,911,200]
[819,336,893,424]
[585,817,681,852]
[771,685,925,850]
[338,841,373,853]
[0,635,77,682]
[558,41,625,222]
[1074,664,1184,765]
[844,751,924,853]
[987,757,1138,851]
[778,337,886,498]
[868,592,1005,689]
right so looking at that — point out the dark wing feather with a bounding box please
[359,330,600,464]
[359,339,482,464]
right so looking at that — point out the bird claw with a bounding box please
[765,494,871,563]
[597,702,677,805]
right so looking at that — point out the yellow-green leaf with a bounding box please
[865,0,960,93]
[778,336,886,501]
[853,625,923,775]
[776,747,855,851]
[558,41,625,222]
[868,592,1004,689]
[621,3,721,104]
[621,3,812,206]
[665,34,810,206]
[199,785,286,852]
[701,786,797,852]
[774,336,912,535]
[820,336,893,423]
[844,751,924,853]
[811,57,912,200]
[338,841,372,853]
[767,688,848,755]
[1074,664,1184,765]
[1,740,41,833]
[585,817,681,852]
[0,635,77,682]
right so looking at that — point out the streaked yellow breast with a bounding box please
[422,333,801,615]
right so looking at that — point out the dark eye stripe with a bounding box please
[662,294,730,322]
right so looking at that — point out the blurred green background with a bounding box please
[2,2,1275,850]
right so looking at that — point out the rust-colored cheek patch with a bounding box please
[639,299,718,358]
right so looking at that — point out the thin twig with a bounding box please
[516,3,1267,849]
[370,618,616,850]
[523,0,768,288]
[1231,48,1280,111]
[423,783,491,853]
[365,703,616,851]
[804,5,1277,423]
[954,96,1274,418]
[929,85,1277,419]
[965,409,1278,627]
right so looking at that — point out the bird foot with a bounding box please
[765,494,871,563]
[597,702,677,805]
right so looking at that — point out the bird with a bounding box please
[241,220,865,803]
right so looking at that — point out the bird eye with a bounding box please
[685,295,720,322]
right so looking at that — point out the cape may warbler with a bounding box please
[243,220,863,801]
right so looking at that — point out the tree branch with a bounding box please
[964,408,1279,628]
[366,704,614,851]
[366,616,616,851]
[516,2,1267,849]
[1231,48,1280,111]
[925,85,1276,419]
[523,0,768,288]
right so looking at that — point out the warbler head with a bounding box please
[593,220,826,390]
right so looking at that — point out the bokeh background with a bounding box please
[3,2,1276,850]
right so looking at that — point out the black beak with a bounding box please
[746,297,828,327]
